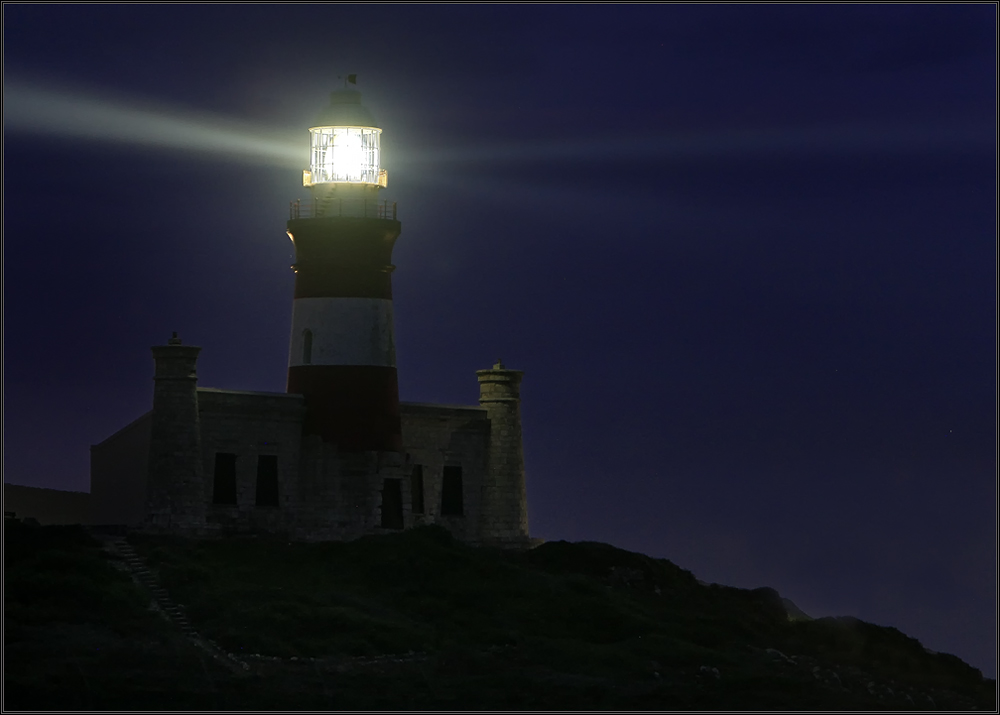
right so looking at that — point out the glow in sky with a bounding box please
[3,80,301,167]
[6,80,991,177]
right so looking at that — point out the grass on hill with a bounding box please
[4,520,994,710]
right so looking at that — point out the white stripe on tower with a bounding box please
[288,297,396,368]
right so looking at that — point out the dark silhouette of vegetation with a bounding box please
[4,521,994,710]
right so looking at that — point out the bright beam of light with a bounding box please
[4,81,301,167]
[5,80,992,174]
[395,118,995,169]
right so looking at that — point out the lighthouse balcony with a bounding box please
[289,198,397,221]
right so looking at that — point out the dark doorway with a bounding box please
[381,478,403,529]
[255,455,279,507]
[212,453,237,505]
[411,465,424,514]
[441,465,463,516]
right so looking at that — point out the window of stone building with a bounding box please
[302,329,313,364]
[441,465,463,516]
[381,478,404,529]
[255,455,280,507]
[411,465,424,514]
[212,453,237,505]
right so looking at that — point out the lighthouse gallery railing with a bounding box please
[289,198,397,220]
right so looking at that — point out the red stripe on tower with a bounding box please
[285,86,403,452]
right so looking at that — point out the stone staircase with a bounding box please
[113,539,197,637]
[93,529,427,676]
[98,532,249,675]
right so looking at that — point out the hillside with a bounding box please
[4,519,994,710]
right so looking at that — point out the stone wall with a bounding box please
[197,388,305,535]
[292,445,413,541]
[90,411,151,526]
[3,484,92,525]
[399,402,490,543]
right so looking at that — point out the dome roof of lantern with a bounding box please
[312,89,378,128]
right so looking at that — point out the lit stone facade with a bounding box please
[90,346,534,547]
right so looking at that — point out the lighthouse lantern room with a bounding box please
[285,84,403,452]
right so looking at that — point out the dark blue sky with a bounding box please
[4,5,996,677]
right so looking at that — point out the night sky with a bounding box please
[4,6,996,677]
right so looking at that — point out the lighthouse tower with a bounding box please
[286,87,402,452]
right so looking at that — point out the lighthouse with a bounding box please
[285,87,403,452]
[91,84,536,547]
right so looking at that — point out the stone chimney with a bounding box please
[476,360,529,545]
[146,332,205,531]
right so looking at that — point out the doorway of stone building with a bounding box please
[381,478,403,529]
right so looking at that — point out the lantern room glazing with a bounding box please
[307,126,381,185]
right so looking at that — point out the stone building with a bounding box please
[90,348,531,546]
[89,87,534,547]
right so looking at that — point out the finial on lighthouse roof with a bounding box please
[494,358,504,370]
[168,332,182,345]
